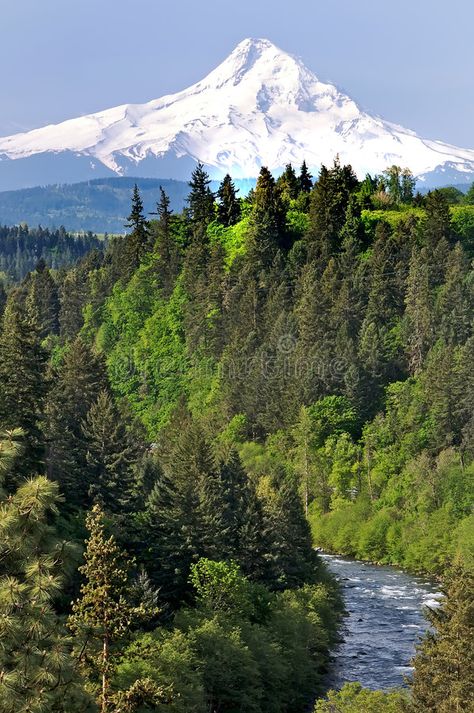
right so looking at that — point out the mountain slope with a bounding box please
[1,38,474,189]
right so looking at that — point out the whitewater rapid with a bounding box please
[321,553,443,690]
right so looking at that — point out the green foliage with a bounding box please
[0,436,92,712]
[410,568,474,712]
[115,559,342,713]
[0,294,47,483]
[69,504,157,712]
[314,682,408,712]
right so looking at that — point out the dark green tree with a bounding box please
[217,174,241,227]
[26,258,60,338]
[45,336,109,507]
[404,247,434,375]
[306,158,358,263]
[277,163,300,202]
[247,166,287,270]
[299,160,313,193]
[152,186,181,297]
[0,294,47,483]
[124,184,151,275]
[187,162,215,229]
[82,390,140,513]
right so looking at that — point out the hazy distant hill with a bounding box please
[0,176,256,233]
[0,178,191,233]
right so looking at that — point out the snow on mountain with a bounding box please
[1,38,474,186]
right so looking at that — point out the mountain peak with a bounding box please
[203,37,309,90]
[1,39,474,190]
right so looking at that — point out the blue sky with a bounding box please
[1,0,472,148]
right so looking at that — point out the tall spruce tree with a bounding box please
[305,158,358,264]
[247,166,287,271]
[27,258,60,338]
[0,281,6,320]
[217,174,241,227]
[277,163,299,202]
[82,390,140,513]
[152,186,180,297]
[0,294,47,483]
[124,184,150,276]
[404,247,434,375]
[45,336,109,507]
[299,160,313,193]
[187,162,215,229]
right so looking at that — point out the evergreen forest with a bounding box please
[0,160,472,712]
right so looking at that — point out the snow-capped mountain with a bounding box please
[1,38,474,190]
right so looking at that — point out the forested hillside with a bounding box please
[0,223,103,282]
[0,161,472,712]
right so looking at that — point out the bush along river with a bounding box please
[321,553,443,690]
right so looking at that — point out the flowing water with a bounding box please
[321,553,443,690]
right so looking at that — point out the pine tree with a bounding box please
[436,242,472,346]
[404,247,434,375]
[143,423,213,604]
[45,336,109,507]
[424,189,453,247]
[299,160,313,193]
[124,184,150,275]
[0,435,92,712]
[306,158,358,264]
[277,163,299,202]
[260,472,316,590]
[410,568,474,712]
[247,166,287,270]
[27,258,60,338]
[82,390,140,513]
[59,266,89,340]
[0,294,48,483]
[217,174,241,227]
[401,168,416,204]
[423,189,453,288]
[151,186,181,297]
[69,505,149,713]
[187,162,215,229]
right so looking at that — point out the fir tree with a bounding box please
[306,158,358,264]
[299,160,313,193]
[436,242,472,346]
[124,184,150,275]
[187,162,215,229]
[59,266,89,340]
[277,163,299,202]
[217,174,241,227]
[0,294,48,483]
[247,166,287,270]
[404,247,434,375]
[45,336,109,507]
[82,390,140,513]
[410,568,474,712]
[27,258,60,338]
[152,186,181,297]
[0,281,6,320]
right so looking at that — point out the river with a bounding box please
[321,553,443,690]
